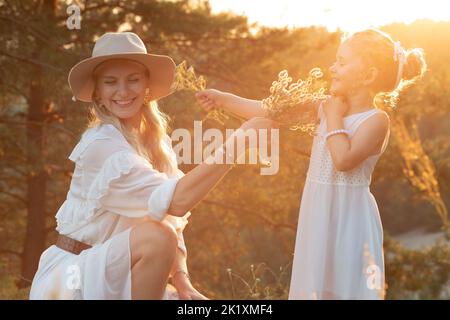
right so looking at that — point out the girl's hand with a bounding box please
[195,89,226,112]
[323,95,349,118]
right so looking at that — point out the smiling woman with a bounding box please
[93,60,149,127]
[94,59,148,125]
[29,31,274,300]
[65,32,180,174]
[90,58,173,173]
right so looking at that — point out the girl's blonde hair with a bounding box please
[88,65,174,174]
[343,28,427,109]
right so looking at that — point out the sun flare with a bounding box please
[210,0,450,32]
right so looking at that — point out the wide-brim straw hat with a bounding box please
[68,32,175,102]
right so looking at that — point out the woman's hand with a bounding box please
[323,95,349,118]
[223,117,277,158]
[195,89,226,112]
[173,273,209,300]
[239,116,277,132]
[237,117,277,148]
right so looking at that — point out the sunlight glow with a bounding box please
[210,0,450,32]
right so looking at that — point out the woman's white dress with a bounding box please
[30,123,190,300]
[289,105,390,300]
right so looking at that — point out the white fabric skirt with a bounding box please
[289,181,385,300]
[29,228,178,300]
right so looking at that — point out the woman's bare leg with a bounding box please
[130,220,178,299]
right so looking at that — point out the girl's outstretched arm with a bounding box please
[196,89,265,119]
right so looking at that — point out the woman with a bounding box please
[29,32,273,300]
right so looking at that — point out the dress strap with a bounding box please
[348,109,385,133]
[349,109,390,154]
[317,101,325,121]
[380,127,390,154]
[377,110,390,154]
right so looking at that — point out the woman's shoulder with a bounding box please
[92,123,129,141]
[68,123,133,164]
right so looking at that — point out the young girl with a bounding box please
[196,29,427,299]
[30,32,273,300]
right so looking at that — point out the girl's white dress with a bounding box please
[30,123,190,300]
[289,104,390,300]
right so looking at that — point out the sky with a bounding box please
[209,0,450,32]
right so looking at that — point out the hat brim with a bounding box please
[68,53,176,103]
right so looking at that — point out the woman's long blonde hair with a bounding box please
[88,83,174,174]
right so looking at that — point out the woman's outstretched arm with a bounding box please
[168,117,273,216]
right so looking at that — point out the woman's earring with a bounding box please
[143,88,151,105]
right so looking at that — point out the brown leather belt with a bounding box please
[56,234,92,255]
